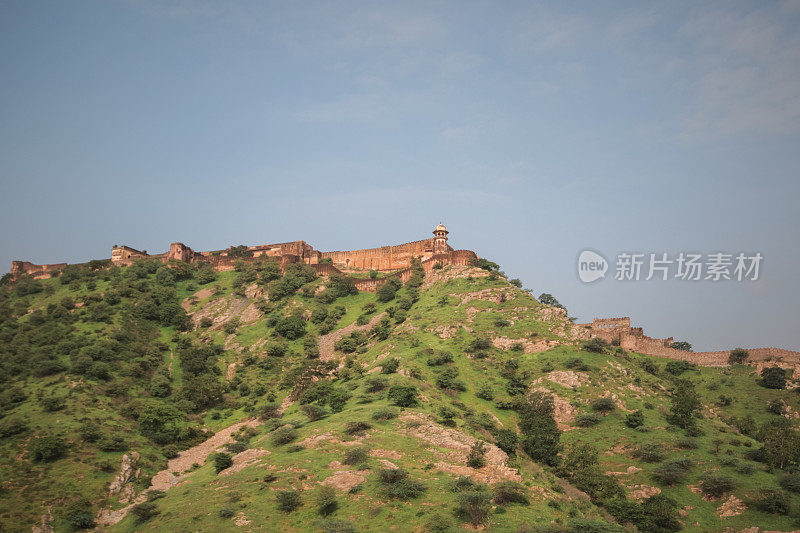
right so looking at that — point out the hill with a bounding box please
[1,257,799,532]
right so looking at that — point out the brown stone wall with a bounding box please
[320,238,453,271]
[583,316,800,369]
[10,261,68,280]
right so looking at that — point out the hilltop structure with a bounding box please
[10,225,478,293]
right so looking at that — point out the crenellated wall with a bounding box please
[320,238,453,271]
[10,261,68,280]
[580,316,800,369]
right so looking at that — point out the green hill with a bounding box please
[1,258,799,532]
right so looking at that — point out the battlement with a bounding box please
[7,225,477,290]
[579,316,800,370]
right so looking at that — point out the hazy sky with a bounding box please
[1,1,798,351]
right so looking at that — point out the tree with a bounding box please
[761,418,800,469]
[729,348,749,365]
[376,278,402,302]
[275,315,306,340]
[516,392,561,466]
[388,385,418,407]
[214,452,233,473]
[760,366,787,389]
[473,258,499,272]
[667,379,700,431]
[538,293,565,310]
[227,245,253,258]
[139,400,184,444]
[671,341,692,352]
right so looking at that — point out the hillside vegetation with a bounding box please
[1,258,800,532]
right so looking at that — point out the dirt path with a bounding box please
[317,312,386,361]
[96,418,260,527]
[168,351,173,378]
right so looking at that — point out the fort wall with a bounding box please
[580,316,800,369]
[320,238,452,271]
[10,261,69,280]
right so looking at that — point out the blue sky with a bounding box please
[1,1,798,351]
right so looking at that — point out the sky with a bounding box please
[1,0,799,351]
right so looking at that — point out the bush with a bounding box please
[376,468,426,500]
[426,351,454,366]
[665,360,697,375]
[493,429,518,455]
[277,490,301,512]
[591,397,616,413]
[575,413,602,427]
[371,407,399,421]
[583,338,607,353]
[300,403,328,422]
[565,357,590,371]
[0,416,28,437]
[343,421,372,435]
[633,443,665,463]
[780,472,800,493]
[223,318,240,335]
[700,471,736,498]
[276,315,306,340]
[31,434,66,462]
[271,426,299,445]
[131,502,160,524]
[64,499,95,530]
[760,366,787,389]
[381,358,400,374]
[199,317,213,328]
[728,348,749,365]
[365,376,387,393]
[456,489,492,526]
[476,384,494,401]
[214,452,233,473]
[625,410,644,429]
[310,484,337,516]
[466,440,487,468]
[750,489,790,514]
[343,447,369,466]
[388,385,418,407]
[652,458,693,485]
[492,481,529,505]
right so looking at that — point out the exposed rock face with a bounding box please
[108,452,140,496]
[537,370,590,389]
[399,413,521,484]
[320,470,369,491]
[717,494,746,517]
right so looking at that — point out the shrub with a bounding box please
[376,468,426,500]
[780,472,800,493]
[0,417,28,437]
[343,447,369,465]
[456,489,492,526]
[271,426,299,445]
[492,481,529,505]
[315,485,338,516]
[64,499,95,530]
[365,376,387,393]
[300,403,328,422]
[223,318,240,335]
[436,366,466,391]
[575,413,602,427]
[131,502,160,524]
[493,429,518,455]
[760,367,787,389]
[276,315,306,340]
[468,338,493,352]
[767,399,785,415]
[652,458,693,485]
[625,410,644,428]
[388,385,418,407]
[381,358,400,374]
[476,384,494,401]
[665,360,697,375]
[700,471,736,498]
[371,407,399,421]
[728,348,749,365]
[565,357,590,371]
[466,440,487,468]
[633,443,665,463]
[214,452,233,473]
[591,397,616,413]
[750,489,790,514]
[343,421,372,435]
[277,490,301,512]
[582,338,607,353]
[426,351,454,366]
[31,434,66,462]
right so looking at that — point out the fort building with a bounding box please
[9,225,478,293]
